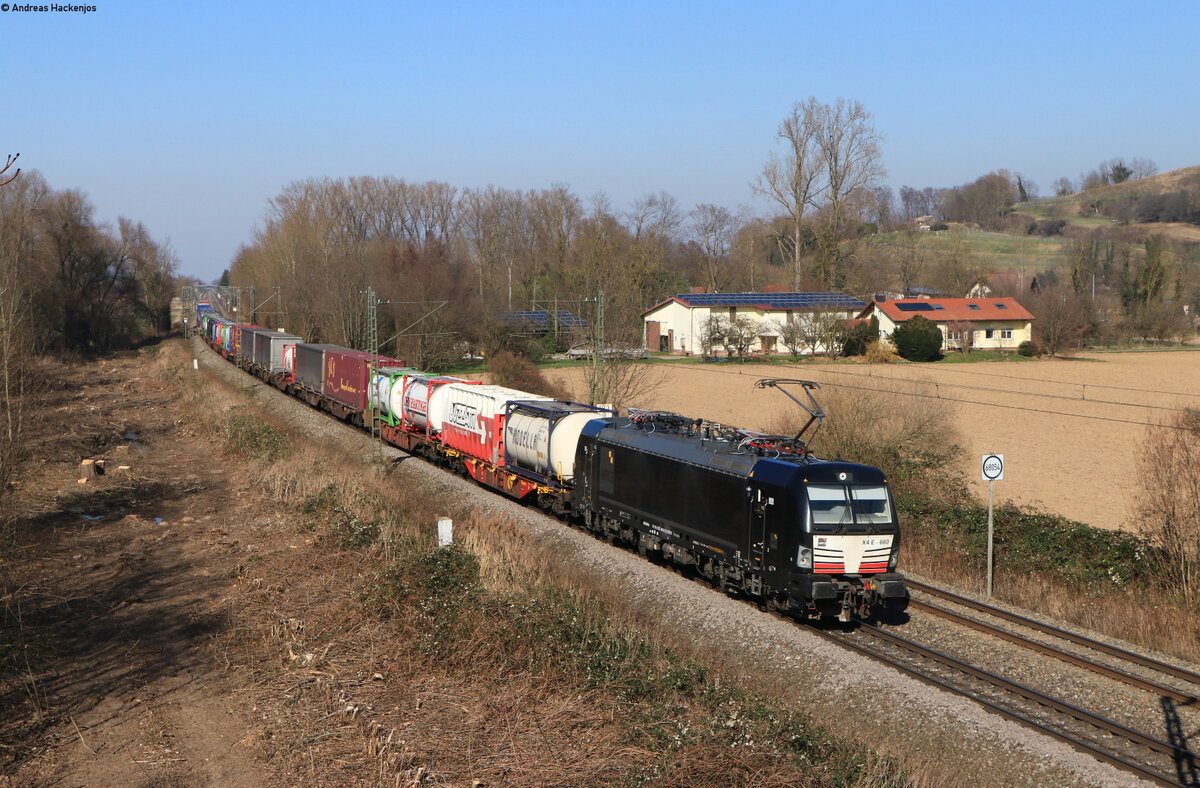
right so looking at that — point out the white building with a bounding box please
[857,297,1035,350]
[642,292,867,355]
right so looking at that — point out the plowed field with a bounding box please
[552,351,1200,531]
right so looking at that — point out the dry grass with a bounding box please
[155,340,909,787]
[780,383,1200,662]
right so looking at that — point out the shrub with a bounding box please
[1137,409,1200,602]
[929,222,949,232]
[768,383,962,490]
[864,338,900,363]
[841,321,876,357]
[486,351,571,399]
[890,315,943,362]
[1017,340,1039,357]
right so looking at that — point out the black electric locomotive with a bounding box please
[572,409,909,620]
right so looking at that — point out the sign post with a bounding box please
[981,454,1005,596]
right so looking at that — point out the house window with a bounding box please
[995,303,1007,309]
[729,307,736,321]
[967,304,981,311]
[985,329,994,339]
[1000,329,1013,340]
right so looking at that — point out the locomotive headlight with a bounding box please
[797,546,813,569]
[889,547,898,569]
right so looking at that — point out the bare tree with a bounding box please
[776,317,808,358]
[797,310,848,358]
[700,314,728,358]
[896,231,927,294]
[0,153,19,187]
[814,97,885,289]
[0,169,43,498]
[1029,286,1088,355]
[1129,157,1158,180]
[754,97,884,290]
[944,319,974,353]
[722,315,759,359]
[627,191,681,241]
[1052,177,1075,197]
[753,98,825,290]
[689,203,738,293]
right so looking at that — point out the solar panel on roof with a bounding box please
[678,292,865,310]
[895,302,935,312]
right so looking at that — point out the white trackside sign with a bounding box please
[982,454,1005,481]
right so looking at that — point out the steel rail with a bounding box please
[906,598,1200,705]
[906,579,1200,686]
[814,622,1195,787]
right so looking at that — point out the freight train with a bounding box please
[194,306,909,621]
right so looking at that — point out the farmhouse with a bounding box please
[857,297,1035,350]
[643,291,867,355]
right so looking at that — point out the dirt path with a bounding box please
[3,352,268,787]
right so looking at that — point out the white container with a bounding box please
[282,344,296,378]
[371,367,414,415]
[505,403,612,480]
[401,376,437,430]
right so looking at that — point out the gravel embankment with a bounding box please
[191,337,1163,787]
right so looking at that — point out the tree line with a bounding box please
[0,164,178,493]
[225,100,1193,369]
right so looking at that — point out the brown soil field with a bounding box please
[550,351,1200,531]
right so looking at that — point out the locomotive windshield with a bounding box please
[806,484,894,532]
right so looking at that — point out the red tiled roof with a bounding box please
[859,297,1034,323]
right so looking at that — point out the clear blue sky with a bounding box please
[4,0,1196,282]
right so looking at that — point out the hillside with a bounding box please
[862,227,1071,272]
[862,166,1200,278]
[1016,165,1200,244]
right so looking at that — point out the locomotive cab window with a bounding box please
[807,485,852,526]
[806,484,894,533]
[850,485,892,525]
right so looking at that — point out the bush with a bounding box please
[1027,219,1067,237]
[487,351,572,399]
[890,315,943,362]
[841,321,876,357]
[864,339,900,363]
[1017,340,1039,357]
[930,222,949,232]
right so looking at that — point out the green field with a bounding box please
[863,228,1071,270]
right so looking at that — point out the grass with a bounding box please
[935,349,1038,363]
[863,227,1071,269]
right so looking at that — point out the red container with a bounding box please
[437,383,552,465]
[322,350,401,412]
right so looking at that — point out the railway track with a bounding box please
[905,579,1200,704]
[810,621,1199,787]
